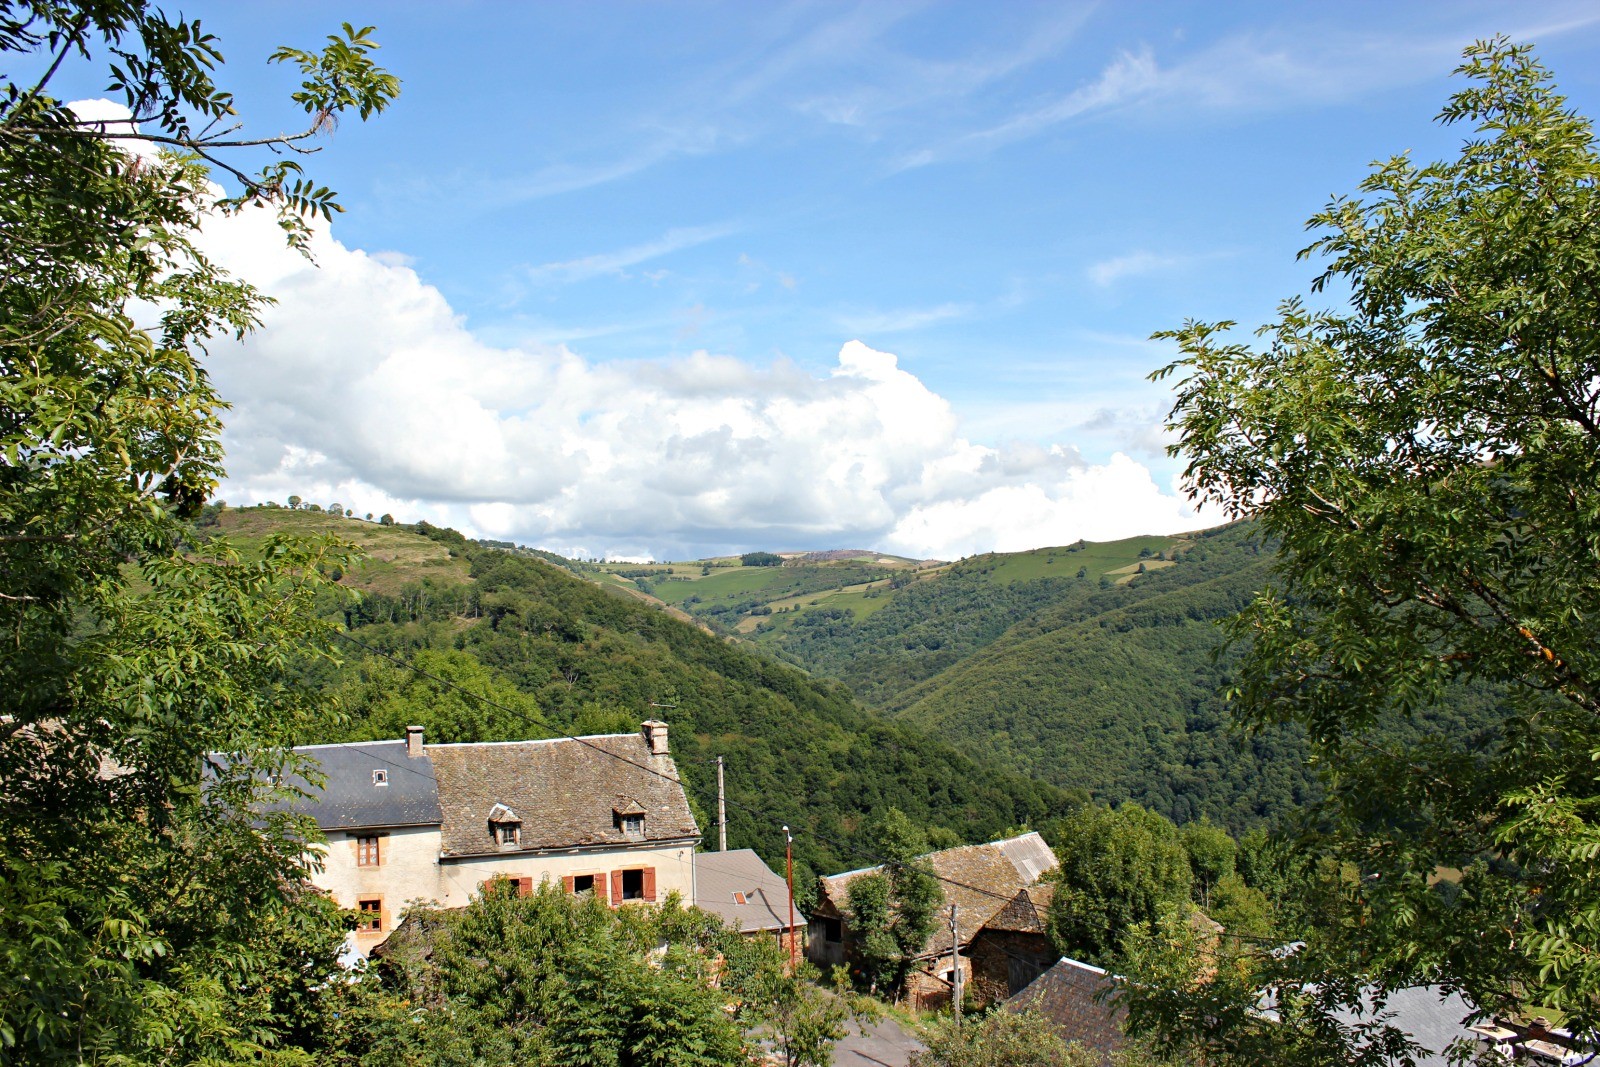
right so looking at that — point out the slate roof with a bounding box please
[274,740,442,830]
[818,831,1058,957]
[984,883,1056,934]
[694,849,802,933]
[1005,957,1126,1062]
[427,733,699,856]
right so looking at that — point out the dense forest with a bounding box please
[218,509,1072,892]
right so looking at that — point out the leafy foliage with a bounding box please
[0,3,395,1062]
[842,809,940,994]
[1140,36,1600,1056]
[1045,804,1193,967]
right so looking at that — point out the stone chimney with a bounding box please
[406,725,424,758]
[641,719,669,755]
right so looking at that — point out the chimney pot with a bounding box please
[406,725,424,758]
[641,719,669,755]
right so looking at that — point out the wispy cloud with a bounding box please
[525,224,739,285]
[1088,250,1186,287]
[837,302,975,335]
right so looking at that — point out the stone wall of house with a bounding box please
[966,929,1055,1007]
[905,954,972,1012]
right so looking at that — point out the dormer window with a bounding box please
[372,769,388,787]
[613,799,646,837]
[487,803,521,847]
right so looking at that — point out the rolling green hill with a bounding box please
[204,506,1072,887]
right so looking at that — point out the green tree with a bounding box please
[0,4,396,1062]
[1146,37,1600,1055]
[1179,818,1235,909]
[345,882,754,1066]
[845,808,940,995]
[288,494,303,509]
[1046,804,1191,966]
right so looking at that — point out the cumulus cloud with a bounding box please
[188,192,1212,561]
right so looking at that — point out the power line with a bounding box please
[327,629,1033,910]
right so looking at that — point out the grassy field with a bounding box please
[575,531,1206,640]
[212,507,473,595]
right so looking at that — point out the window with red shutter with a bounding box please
[562,875,575,893]
[642,866,656,902]
[611,869,626,903]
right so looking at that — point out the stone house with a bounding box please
[808,831,1059,1009]
[278,720,699,957]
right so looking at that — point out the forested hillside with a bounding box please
[210,507,1070,889]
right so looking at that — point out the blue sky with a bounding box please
[55,2,1600,559]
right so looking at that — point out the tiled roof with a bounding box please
[693,849,802,932]
[818,831,1059,957]
[1005,957,1126,1061]
[428,733,699,855]
[272,740,442,830]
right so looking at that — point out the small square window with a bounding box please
[573,874,595,896]
[496,824,519,845]
[621,814,644,835]
[621,868,644,901]
[822,917,843,944]
[356,834,381,866]
[372,769,388,787]
[357,898,382,931]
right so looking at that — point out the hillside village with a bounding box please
[10,6,1600,1067]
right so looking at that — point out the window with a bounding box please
[732,891,747,905]
[356,834,381,867]
[621,868,644,901]
[573,874,595,896]
[372,769,388,787]
[496,823,519,845]
[822,917,843,944]
[357,898,382,932]
[621,813,644,835]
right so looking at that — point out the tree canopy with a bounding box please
[0,4,396,1061]
[1144,36,1600,1057]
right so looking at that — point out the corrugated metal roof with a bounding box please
[694,849,801,932]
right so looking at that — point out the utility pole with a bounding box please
[716,756,727,852]
[784,825,797,972]
[949,903,963,1025]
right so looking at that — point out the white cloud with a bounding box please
[193,206,1213,561]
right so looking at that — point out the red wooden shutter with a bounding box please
[642,866,656,902]
[562,875,575,894]
[594,872,609,904]
[611,869,624,905]
[517,877,532,897]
